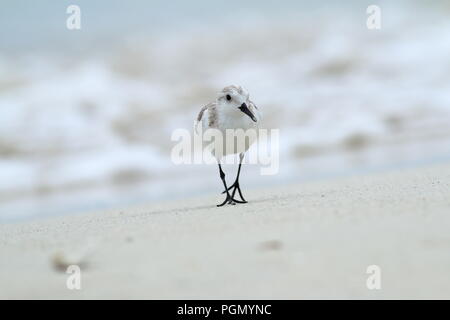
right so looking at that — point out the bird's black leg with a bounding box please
[217,163,235,207]
[222,153,248,203]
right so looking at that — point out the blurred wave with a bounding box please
[1,0,450,221]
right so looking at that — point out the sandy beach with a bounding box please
[1,0,450,302]
[1,162,449,299]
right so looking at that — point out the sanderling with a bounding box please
[195,85,260,206]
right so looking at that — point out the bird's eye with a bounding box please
[226,94,231,101]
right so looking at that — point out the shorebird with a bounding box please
[195,85,260,206]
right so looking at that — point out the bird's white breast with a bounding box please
[202,104,259,159]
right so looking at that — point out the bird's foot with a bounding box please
[217,194,246,207]
[219,182,248,205]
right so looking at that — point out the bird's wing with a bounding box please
[194,102,214,134]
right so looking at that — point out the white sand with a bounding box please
[1,163,449,299]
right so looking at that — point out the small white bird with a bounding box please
[195,85,260,206]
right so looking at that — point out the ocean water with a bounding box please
[1,0,450,221]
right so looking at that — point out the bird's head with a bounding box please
[217,85,257,122]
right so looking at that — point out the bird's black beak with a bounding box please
[239,103,257,122]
